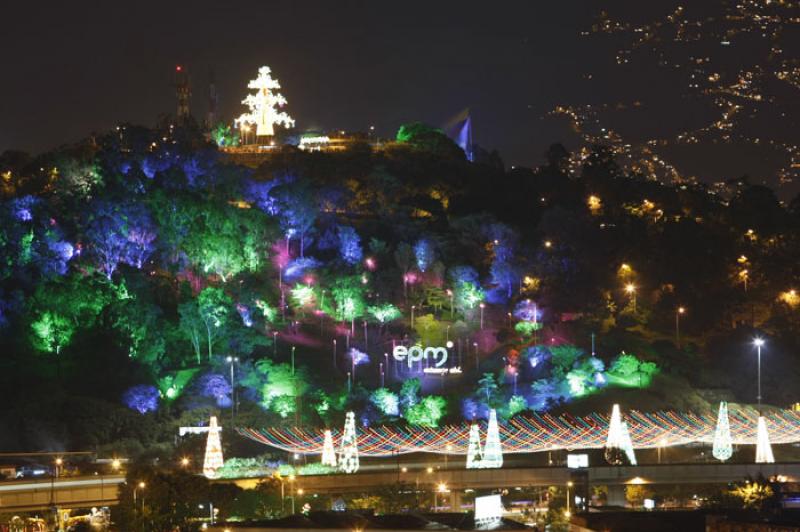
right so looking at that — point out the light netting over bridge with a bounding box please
[238,409,800,457]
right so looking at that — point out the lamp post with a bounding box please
[754,338,765,410]
[411,305,416,328]
[333,339,337,370]
[566,480,573,519]
[675,307,685,347]
[625,284,636,312]
[226,356,239,423]
[133,481,145,516]
[380,362,384,388]
[436,483,448,512]
[273,331,278,356]
[479,303,485,330]
[447,289,454,318]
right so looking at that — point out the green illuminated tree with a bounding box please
[30,311,73,354]
[404,395,447,427]
[413,314,445,347]
[180,201,273,282]
[367,303,401,324]
[331,276,366,322]
[27,273,114,355]
[477,373,500,406]
[179,287,231,363]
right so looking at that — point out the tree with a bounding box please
[477,373,500,407]
[395,122,465,160]
[404,395,447,427]
[179,287,231,363]
[116,465,210,531]
[337,225,363,265]
[414,238,434,272]
[414,314,445,346]
[83,201,156,279]
[27,273,115,355]
[394,242,415,299]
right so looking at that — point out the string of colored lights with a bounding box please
[238,410,800,457]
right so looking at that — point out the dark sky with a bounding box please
[3,0,793,186]
[0,1,610,166]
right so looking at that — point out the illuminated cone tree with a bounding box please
[604,404,625,465]
[712,401,733,462]
[321,429,337,467]
[620,421,637,465]
[338,411,359,473]
[203,416,224,479]
[482,409,503,468]
[466,423,483,469]
[755,416,775,464]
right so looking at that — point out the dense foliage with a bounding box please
[2,121,800,456]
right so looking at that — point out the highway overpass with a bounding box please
[3,462,799,512]
[0,475,124,512]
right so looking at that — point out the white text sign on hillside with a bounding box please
[393,343,452,368]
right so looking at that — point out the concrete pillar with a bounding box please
[607,484,626,507]
[449,489,463,511]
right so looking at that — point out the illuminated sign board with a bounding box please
[567,453,589,469]
[393,343,452,369]
[474,494,503,527]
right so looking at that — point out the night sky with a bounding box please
[3,1,798,190]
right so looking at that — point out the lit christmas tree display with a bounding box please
[755,416,775,464]
[604,403,625,465]
[620,421,637,465]
[482,409,503,468]
[235,66,295,138]
[712,401,733,462]
[321,429,337,467]
[202,416,224,479]
[338,411,359,473]
[466,423,483,469]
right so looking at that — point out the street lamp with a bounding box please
[675,307,686,347]
[111,459,121,472]
[566,480,574,519]
[133,481,146,514]
[436,483,448,512]
[479,303,485,330]
[180,457,190,468]
[625,284,637,312]
[754,338,765,410]
[226,356,239,423]
[411,305,416,328]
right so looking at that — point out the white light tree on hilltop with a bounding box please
[236,66,295,137]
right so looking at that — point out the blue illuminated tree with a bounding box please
[272,179,317,257]
[337,226,362,265]
[123,384,159,414]
[413,238,434,273]
[197,373,233,408]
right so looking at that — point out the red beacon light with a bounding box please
[176,65,183,72]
